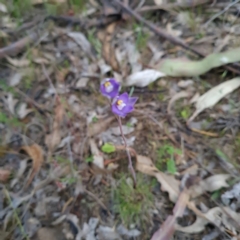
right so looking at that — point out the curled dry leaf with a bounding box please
[189,77,240,122]
[124,69,166,87]
[67,32,93,59]
[100,23,120,72]
[136,154,234,233]
[21,144,44,186]
[151,189,189,240]
[18,103,33,119]
[89,139,104,169]
[136,156,233,203]
[6,57,30,67]
[136,155,179,202]
[189,174,231,198]
[0,168,11,182]
[175,206,240,234]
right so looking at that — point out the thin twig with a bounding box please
[117,116,137,187]
[138,0,210,13]
[114,0,240,75]
[204,0,240,27]
[0,32,39,59]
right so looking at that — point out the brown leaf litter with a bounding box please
[45,98,65,153]
[21,144,44,186]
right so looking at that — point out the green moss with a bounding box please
[114,173,154,226]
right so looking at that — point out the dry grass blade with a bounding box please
[45,99,65,152]
[21,144,44,186]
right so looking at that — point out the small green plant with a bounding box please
[0,81,16,96]
[114,173,153,226]
[5,0,32,18]
[157,143,180,174]
[211,190,221,200]
[126,121,133,128]
[87,28,102,56]
[133,22,149,51]
[92,116,98,123]
[60,176,77,185]
[101,143,115,153]
[85,155,94,163]
[69,0,86,13]
[0,112,23,127]
[180,106,191,120]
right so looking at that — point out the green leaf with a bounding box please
[211,190,221,200]
[216,149,227,160]
[85,156,94,163]
[101,143,116,153]
[0,112,7,123]
[92,116,98,123]
[167,159,176,174]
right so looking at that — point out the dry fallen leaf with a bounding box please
[6,57,30,67]
[189,174,231,198]
[136,155,180,202]
[89,139,104,169]
[67,32,93,59]
[151,189,189,240]
[175,206,240,234]
[45,99,65,152]
[125,69,166,87]
[21,144,44,186]
[0,3,7,13]
[37,227,67,240]
[100,23,120,72]
[87,116,115,137]
[0,168,11,182]
[189,77,240,122]
[135,154,234,230]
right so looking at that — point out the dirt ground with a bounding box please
[0,0,240,240]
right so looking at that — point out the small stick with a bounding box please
[0,32,39,59]
[205,0,240,27]
[114,0,240,75]
[117,115,137,187]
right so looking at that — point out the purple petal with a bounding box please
[100,78,120,99]
[100,85,111,98]
[122,105,133,114]
[128,97,138,106]
[112,104,127,117]
[118,92,129,102]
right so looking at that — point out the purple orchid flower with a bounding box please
[100,78,120,99]
[112,92,138,118]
